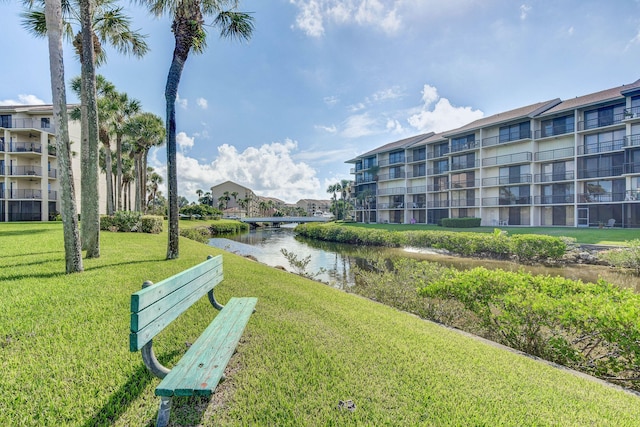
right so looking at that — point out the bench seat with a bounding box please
[156,297,257,397]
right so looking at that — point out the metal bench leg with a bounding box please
[156,396,172,427]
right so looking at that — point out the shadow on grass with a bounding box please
[0,228,50,236]
[0,259,162,282]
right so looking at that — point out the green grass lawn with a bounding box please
[344,222,640,245]
[1,222,640,426]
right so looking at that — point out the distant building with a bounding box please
[0,105,106,221]
[296,198,332,216]
[347,79,640,227]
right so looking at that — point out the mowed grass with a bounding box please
[344,222,640,245]
[1,222,640,426]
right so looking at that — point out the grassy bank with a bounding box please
[2,222,640,426]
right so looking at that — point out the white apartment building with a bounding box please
[347,79,640,228]
[0,105,105,221]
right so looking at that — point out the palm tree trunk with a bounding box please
[102,138,114,215]
[116,135,122,211]
[80,0,100,258]
[44,0,83,273]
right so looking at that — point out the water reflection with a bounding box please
[209,227,638,291]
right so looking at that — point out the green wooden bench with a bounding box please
[130,255,257,427]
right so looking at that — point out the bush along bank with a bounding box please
[354,257,640,392]
[295,223,567,263]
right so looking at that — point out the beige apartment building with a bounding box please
[0,105,106,221]
[347,79,640,227]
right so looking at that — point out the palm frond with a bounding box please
[213,11,254,42]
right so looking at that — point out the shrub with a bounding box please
[99,215,115,231]
[209,221,249,235]
[440,217,481,228]
[140,216,163,234]
[179,226,211,243]
[598,239,640,274]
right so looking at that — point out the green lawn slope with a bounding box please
[1,222,639,426]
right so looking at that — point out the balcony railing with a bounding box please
[427,166,449,175]
[377,187,406,195]
[450,159,480,171]
[407,185,426,194]
[482,196,532,206]
[8,212,42,221]
[9,189,42,199]
[407,202,426,209]
[482,174,532,186]
[5,118,56,133]
[407,153,427,163]
[9,165,43,177]
[0,190,3,198]
[427,183,448,191]
[534,194,574,204]
[378,157,405,167]
[534,146,574,161]
[534,124,575,139]
[482,152,532,167]
[427,200,450,208]
[625,162,640,174]
[577,139,625,155]
[48,169,57,179]
[625,134,640,148]
[578,192,626,203]
[578,113,625,131]
[450,179,479,189]
[10,142,42,153]
[450,140,480,153]
[482,130,532,147]
[406,170,426,178]
[450,198,479,207]
[534,171,575,182]
[0,141,4,152]
[577,166,624,179]
[377,202,405,209]
[48,190,58,200]
[377,172,405,181]
[427,149,449,159]
[625,190,640,201]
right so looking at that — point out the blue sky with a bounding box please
[2,0,640,203]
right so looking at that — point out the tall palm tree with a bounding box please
[22,0,148,258]
[327,183,340,218]
[43,0,83,273]
[137,0,254,259]
[124,112,165,212]
[147,170,163,211]
[110,92,141,212]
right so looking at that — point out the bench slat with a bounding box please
[155,297,257,397]
[131,255,223,312]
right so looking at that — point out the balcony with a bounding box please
[534,194,574,204]
[482,174,532,186]
[450,159,479,171]
[377,172,405,181]
[534,124,575,139]
[482,152,532,167]
[5,118,56,133]
[377,187,406,195]
[407,153,427,163]
[625,162,640,174]
[427,200,450,208]
[451,198,479,207]
[577,166,624,179]
[427,166,449,175]
[10,142,42,153]
[625,190,640,201]
[482,196,532,206]
[534,146,574,162]
[407,185,426,194]
[407,170,426,178]
[48,169,57,179]
[482,130,532,147]
[9,189,42,199]
[450,140,480,153]
[48,190,58,200]
[0,141,4,152]
[378,157,405,167]
[578,192,625,203]
[427,183,448,192]
[407,202,426,209]
[625,134,640,148]
[9,165,43,177]
[578,113,625,131]
[378,202,405,209]
[450,179,479,189]
[427,149,449,159]
[577,139,625,155]
[534,171,575,183]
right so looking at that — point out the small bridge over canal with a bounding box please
[240,216,332,227]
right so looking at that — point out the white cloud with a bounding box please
[176,94,188,109]
[341,113,378,138]
[150,139,325,203]
[196,97,208,109]
[315,124,337,133]
[323,95,339,107]
[520,4,531,20]
[407,84,483,133]
[290,0,325,37]
[369,86,404,103]
[0,94,46,106]
[176,131,195,151]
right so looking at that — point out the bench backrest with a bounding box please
[130,255,223,352]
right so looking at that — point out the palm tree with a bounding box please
[43,0,83,273]
[22,0,148,258]
[137,0,254,259]
[196,189,204,201]
[124,112,165,212]
[327,183,340,218]
[147,170,163,211]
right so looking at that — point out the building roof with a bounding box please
[540,79,640,116]
[346,132,434,163]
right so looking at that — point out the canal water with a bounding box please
[208,226,638,291]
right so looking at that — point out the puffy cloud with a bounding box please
[150,137,325,203]
[290,0,325,37]
[196,97,208,109]
[176,132,195,151]
[176,94,188,109]
[0,94,46,106]
[323,95,339,107]
[341,113,378,138]
[407,84,483,133]
[315,124,338,133]
[520,4,531,21]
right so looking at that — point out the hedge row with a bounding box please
[294,223,566,261]
[439,217,481,228]
[419,266,640,387]
[100,212,163,234]
[209,221,250,235]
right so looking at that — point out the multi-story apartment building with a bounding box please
[1,105,105,222]
[347,79,640,227]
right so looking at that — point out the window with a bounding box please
[540,115,574,137]
[499,122,530,143]
[389,166,403,179]
[583,129,625,154]
[411,147,426,161]
[389,150,405,164]
[499,165,529,184]
[433,159,448,174]
[578,153,623,178]
[433,176,448,191]
[40,118,51,129]
[363,157,377,169]
[499,185,530,205]
[0,115,10,128]
[432,142,449,157]
[451,153,476,170]
[540,161,574,182]
[451,134,475,152]
[412,163,425,177]
[451,171,475,188]
[583,103,625,129]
